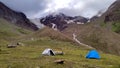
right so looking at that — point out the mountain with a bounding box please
[93,0,120,33]
[104,0,120,33]
[0,2,38,31]
[40,13,88,31]
[61,0,120,55]
[103,0,120,22]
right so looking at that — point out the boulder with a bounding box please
[16,42,24,46]
[7,44,16,48]
[54,59,64,64]
[54,51,64,55]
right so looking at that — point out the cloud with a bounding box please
[0,0,116,18]
[0,0,49,17]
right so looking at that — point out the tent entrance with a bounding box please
[50,50,55,56]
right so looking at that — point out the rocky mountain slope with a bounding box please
[103,0,120,33]
[92,0,120,33]
[103,0,120,22]
[0,2,38,31]
[40,13,88,31]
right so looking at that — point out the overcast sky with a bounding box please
[0,0,116,19]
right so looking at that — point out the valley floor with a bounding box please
[0,37,120,68]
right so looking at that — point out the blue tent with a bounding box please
[86,50,100,59]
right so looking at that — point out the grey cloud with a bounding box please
[58,0,116,18]
[0,0,116,18]
[0,0,49,17]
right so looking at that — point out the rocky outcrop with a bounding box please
[0,2,38,31]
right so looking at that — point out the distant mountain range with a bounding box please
[40,13,88,31]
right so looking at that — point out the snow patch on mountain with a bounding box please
[51,23,57,30]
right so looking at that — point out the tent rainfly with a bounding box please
[42,48,55,56]
[86,50,100,59]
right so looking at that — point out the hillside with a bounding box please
[103,0,120,22]
[0,2,38,31]
[19,27,77,45]
[0,18,32,48]
[62,23,120,55]
[93,0,120,33]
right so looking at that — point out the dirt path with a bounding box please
[72,33,94,49]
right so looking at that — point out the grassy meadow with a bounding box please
[0,37,120,68]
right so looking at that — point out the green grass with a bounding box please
[0,18,32,58]
[0,37,120,68]
[0,18,32,39]
[100,22,107,27]
[112,21,120,33]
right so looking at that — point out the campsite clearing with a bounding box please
[0,37,120,68]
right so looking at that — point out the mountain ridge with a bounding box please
[0,2,38,31]
[40,13,88,31]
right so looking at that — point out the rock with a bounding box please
[54,51,64,55]
[16,42,24,46]
[54,59,64,64]
[7,44,16,48]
